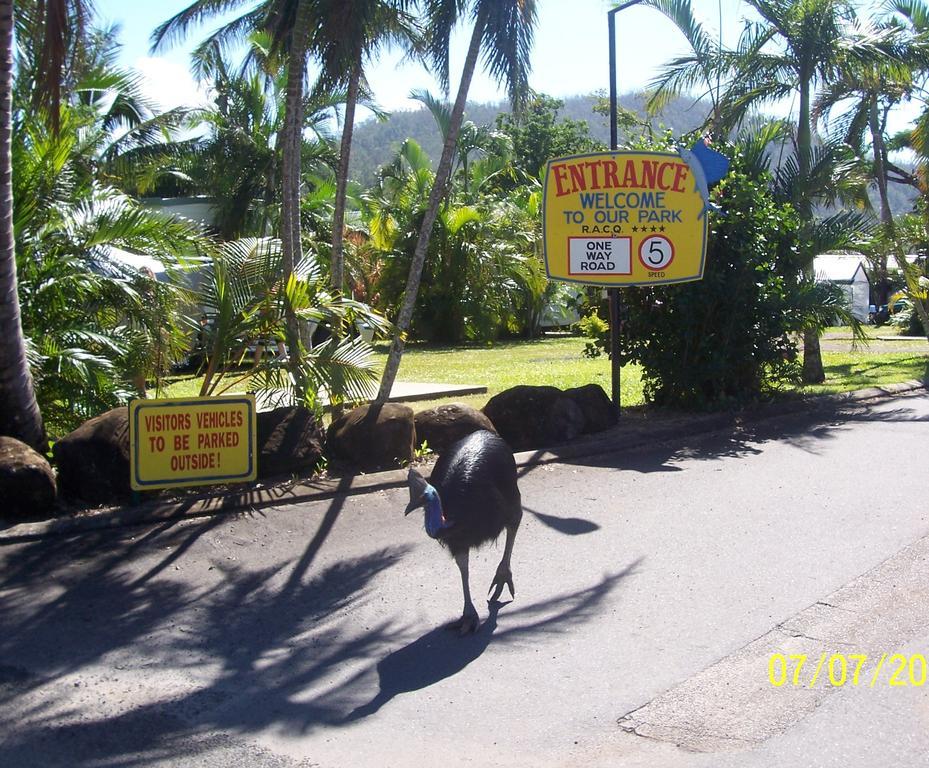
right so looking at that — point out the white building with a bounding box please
[814,253,871,322]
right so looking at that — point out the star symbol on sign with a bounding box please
[659,225,666,232]
[651,226,658,232]
[631,226,639,232]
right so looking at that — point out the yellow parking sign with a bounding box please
[129,395,257,491]
[543,150,714,286]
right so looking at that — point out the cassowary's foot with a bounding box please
[445,603,480,635]
[488,565,515,602]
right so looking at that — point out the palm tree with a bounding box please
[193,237,390,409]
[309,0,420,296]
[642,0,727,129]
[815,14,919,311]
[1,0,96,450]
[647,0,901,382]
[153,0,304,371]
[362,136,528,342]
[371,0,538,412]
[13,99,208,435]
[409,87,512,199]
[875,0,929,338]
[0,0,44,449]
[182,38,340,240]
[153,0,413,389]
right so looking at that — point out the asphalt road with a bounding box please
[2,392,928,767]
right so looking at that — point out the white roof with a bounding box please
[106,246,167,275]
[94,245,169,281]
[814,254,868,283]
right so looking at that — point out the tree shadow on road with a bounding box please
[0,471,641,768]
[0,489,408,765]
[0,515,638,768]
[518,395,929,478]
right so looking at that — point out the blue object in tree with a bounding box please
[676,139,730,219]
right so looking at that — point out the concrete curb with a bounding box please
[2,379,925,544]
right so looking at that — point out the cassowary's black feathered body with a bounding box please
[405,430,522,634]
[428,430,521,556]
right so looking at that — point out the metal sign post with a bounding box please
[608,1,642,414]
[539,3,726,417]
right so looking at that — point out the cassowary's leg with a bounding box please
[489,521,519,602]
[447,549,480,635]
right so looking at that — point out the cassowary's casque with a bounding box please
[405,430,522,634]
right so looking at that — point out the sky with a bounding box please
[92,0,750,115]
[92,0,915,131]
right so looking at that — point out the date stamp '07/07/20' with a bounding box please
[769,653,927,688]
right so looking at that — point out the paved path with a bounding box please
[254,381,487,411]
[1,393,928,767]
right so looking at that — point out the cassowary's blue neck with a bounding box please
[423,486,450,539]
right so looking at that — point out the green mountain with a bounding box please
[347,91,920,216]
[348,92,707,186]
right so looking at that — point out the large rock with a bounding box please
[413,403,496,455]
[327,403,415,471]
[256,406,325,479]
[564,384,618,434]
[53,407,130,505]
[482,385,586,451]
[0,436,57,520]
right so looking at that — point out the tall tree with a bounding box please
[153,0,308,371]
[815,13,919,309]
[371,0,538,412]
[0,0,45,449]
[309,0,419,296]
[154,1,412,387]
[185,37,340,240]
[648,0,900,382]
[0,0,93,449]
[877,0,929,339]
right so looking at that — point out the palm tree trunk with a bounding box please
[280,0,312,378]
[369,6,488,415]
[332,55,361,295]
[797,74,825,384]
[870,101,893,230]
[871,101,929,340]
[870,98,893,307]
[0,0,45,450]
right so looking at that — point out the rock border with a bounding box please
[1,379,925,544]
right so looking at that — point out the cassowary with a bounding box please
[404,430,522,634]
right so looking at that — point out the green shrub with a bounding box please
[890,300,927,336]
[581,149,807,408]
[574,313,609,359]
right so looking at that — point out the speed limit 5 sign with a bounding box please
[542,145,728,286]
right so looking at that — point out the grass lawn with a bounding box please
[162,337,645,411]
[161,334,927,414]
[813,353,929,395]
[377,337,644,412]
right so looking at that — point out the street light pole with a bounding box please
[606,1,642,414]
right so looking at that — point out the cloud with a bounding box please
[132,55,212,112]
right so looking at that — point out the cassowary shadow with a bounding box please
[343,600,505,723]
[525,506,600,535]
[342,563,638,723]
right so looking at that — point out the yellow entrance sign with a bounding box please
[543,151,709,286]
[129,395,257,491]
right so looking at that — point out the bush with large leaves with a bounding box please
[194,237,390,413]
[589,149,811,408]
[14,107,205,438]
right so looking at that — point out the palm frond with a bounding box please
[478,0,537,110]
